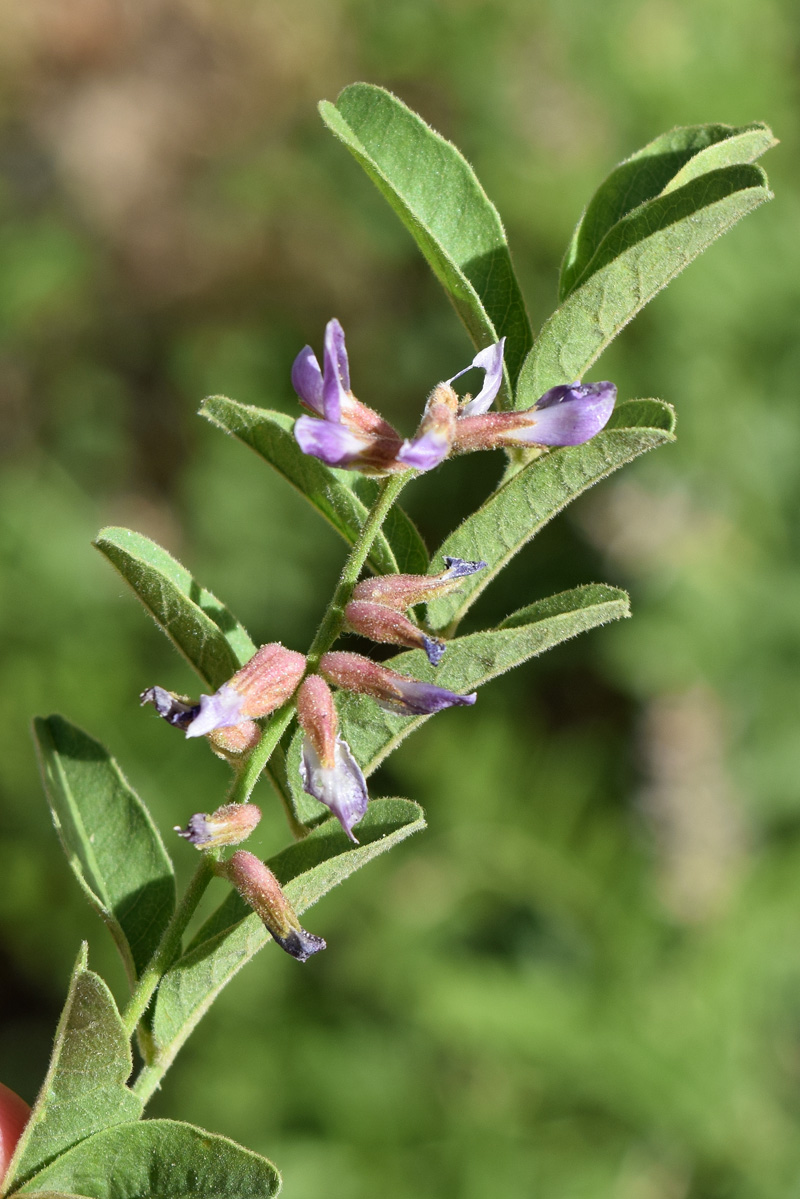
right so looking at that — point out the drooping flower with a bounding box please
[319,651,476,716]
[220,851,326,962]
[296,675,368,841]
[142,644,306,744]
[175,802,262,849]
[344,556,487,666]
[292,321,616,476]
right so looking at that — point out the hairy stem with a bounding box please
[125,471,410,1076]
[122,854,217,1041]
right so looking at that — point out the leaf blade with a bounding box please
[32,718,176,982]
[200,397,428,574]
[94,527,255,689]
[15,1120,280,1199]
[320,83,532,396]
[2,947,142,1196]
[425,399,675,632]
[521,167,772,404]
[560,121,776,299]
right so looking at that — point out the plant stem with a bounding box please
[124,472,409,1065]
[121,855,216,1041]
[306,472,409,670]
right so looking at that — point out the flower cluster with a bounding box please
[291,319,616,475]
[143,320,618,957]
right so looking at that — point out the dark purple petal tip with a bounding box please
[422,636,447,667]
[377,678,477,717]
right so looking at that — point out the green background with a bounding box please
[1,2,799,1196]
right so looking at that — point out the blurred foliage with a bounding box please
[1,1,799,1196]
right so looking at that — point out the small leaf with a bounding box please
[560,122,776,300]
[149,800,424,1076]
[33,718,176,983]
[426,399,675,633]
[200,397,428,574]
[2,946,142,1196]
[15,1120,280,1198]
[320,83,532,397]
[337,584,630,777]
[94,527,255,689]
[519,164,772,403]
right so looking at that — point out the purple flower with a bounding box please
[292,321,615,475]
[296,675,369,842]
[319,651,477,717]
[453,381,617,453]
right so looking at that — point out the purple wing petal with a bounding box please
[376,678,477,717]
[291,345,324,414]
[459,339,506,416]
[185,685,246,738]
[294,415,373,467]
[396,428,452,472]
[300,735,369,842]
[321,318,350,422]
[519,381,616,446]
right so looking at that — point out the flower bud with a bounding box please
[204,719,262,762]
[186,644,306,739]
[396,383,458,472]
[319,651,477,716]
[296,676,369,841]
[221,851,326,962]
[0,1081,30,1184]
[175,802,262,849]
[345,600,445,666]
[352,557,487,611]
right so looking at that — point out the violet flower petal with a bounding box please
[446,338,506,417]
[376,678,477,717]
[291,345,324,414]
[321,318,350,422]
[519,381,617,446]
[294,415,373,467]
[442,557,488,579]
[459,339,506,416]
[185,685,246,739]
[396,428,452,472]
[300,736,369,842]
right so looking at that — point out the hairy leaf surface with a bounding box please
[320,83,532,397]
[33,719,175,983]
[2,947,142,1196]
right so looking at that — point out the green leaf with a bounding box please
[519,163,772,404]
[149,800,424,1076]
[199,397,428,574]
[337,584,630,777]
[2,946,142,1196]
[15,1120,280,1198]
[94,527,255,690]
[33,717,176,983]
[425,399,675,633]
[320,83,532,397]
[560,122,776,300]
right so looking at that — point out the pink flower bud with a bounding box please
[205,719,262,761]
[186,643,306,739]
[345,600,445,666]
[175,802,262,849]
[319,651,477,716]
[221,851,326,962]
[352,557,487,611]
[296,676,369,841]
